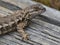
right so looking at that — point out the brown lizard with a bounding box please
[0,4,46,40]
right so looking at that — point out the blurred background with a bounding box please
[33,0,60,10]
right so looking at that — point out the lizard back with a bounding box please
[0,4,46,35]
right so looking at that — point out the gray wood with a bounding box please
[0,41,7,45]
[2,0,60,26]
[0,0,60,45]
[0,0,21,11]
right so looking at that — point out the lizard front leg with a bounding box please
[17,21,29,41]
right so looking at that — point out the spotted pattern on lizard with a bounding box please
[0,4,46,40]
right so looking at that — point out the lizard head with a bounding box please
[25,4,46,19]
[30,4,46,13]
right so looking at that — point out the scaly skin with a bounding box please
[0,4,46,40]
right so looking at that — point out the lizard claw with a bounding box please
[22,33,29,41]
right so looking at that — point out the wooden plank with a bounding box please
[26,28,58,45]
[33,19,60,39]
[2,0,29,9]
[0,1,41,45]
[0,0,60,45]
[42,5,60,24]
[0,37,20,45]
[0,0,21,11]
[0,34,30,45]
[2,0,60,26]
[0,41,8,45]
[29,18,60,45]
[10,28,58,45]
[8,32,41,45]
[0,6,13,14]
[0,0,22,17]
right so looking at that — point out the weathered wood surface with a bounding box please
[0,0,60,45]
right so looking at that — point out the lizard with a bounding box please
[0,4,46,40]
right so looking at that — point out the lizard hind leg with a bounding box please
[17,22,29,41]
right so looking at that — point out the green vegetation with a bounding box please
[33,0,60,10]
[33,0,51,6]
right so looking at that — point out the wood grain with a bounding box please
[0,0,60,45]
